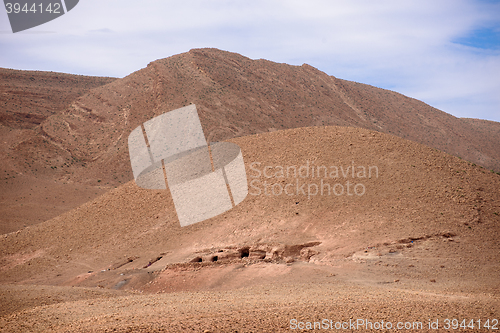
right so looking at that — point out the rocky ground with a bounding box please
[1,126,499,332]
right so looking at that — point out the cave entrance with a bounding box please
[240,247,250,258]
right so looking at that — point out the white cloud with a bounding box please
[0,0,498,121]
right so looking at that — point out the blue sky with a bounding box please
[1,0,499,122]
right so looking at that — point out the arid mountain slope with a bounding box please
[0,126,499,331]
[460,118,500,148]
[1,126,499,288]
[0,69,117,234]
[0,68,116,129]
[1,48,499,234]
[37,48,500,189]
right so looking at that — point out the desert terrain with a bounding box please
[0,49,499,331]
[0,68,116,234]
[1,49,500,234]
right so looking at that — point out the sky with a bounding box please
[1,0,499,122]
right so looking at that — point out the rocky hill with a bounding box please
[1,48,499,235]
[0,126,498,332]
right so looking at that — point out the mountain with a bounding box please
[0,67,116,130]
[1,48,499,235]
[0,68,116,234]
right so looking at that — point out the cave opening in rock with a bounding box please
[240,247,250,258]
